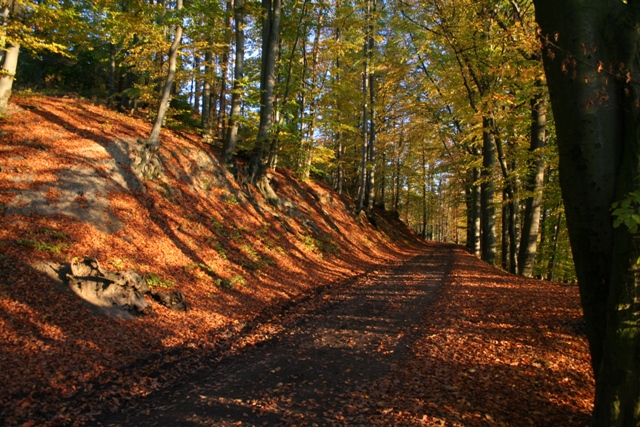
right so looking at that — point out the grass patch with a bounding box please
[215,274,245,290]
[145,273,175,289]
[17,228,71,254]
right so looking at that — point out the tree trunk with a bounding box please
[0,40,19,115]
[422,147,428,240]
[357,0,375,215]
[135,0,183,180]
[547,210,562,282]
[518,92,547,277]
[250,0,281,205]
[335,135,344,195]
[501,189,509,270]
[108,43,116,101]
[355,33,369,213]
[481,118,497,265]
[201,49,213,134]
[147,0,183,146]
[365,35,376,214]
[534,1,640,425]
[466,162,481,257]
[193,55,200,114]
[222,0,245,167]
[394,154,401,213]
[217,0,234,141]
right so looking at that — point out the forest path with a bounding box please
[97,244,452,426]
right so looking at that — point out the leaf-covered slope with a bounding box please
[0,94,426,425]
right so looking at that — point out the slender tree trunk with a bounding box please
[378,151,386,208]
[357,0,375,215]
[535,1,640,424]
[134,0,183,180]
[146,0,183,146]
[518,93,547,277]
[365,0,376,215]
[193,55,200,114]
[501,189,509,270]
[496,134,518,273]
[547,210,563,282]
[355,35,369,213]
[422,147,428,239]
[466,161,481,257]
[201,50,213,133]
[508,186,518,274]
[335,135,344,195]
[481,118,496,265]
[394,156,401,213]
[223,0,245,166]
[108,43,116,101]
[216,0,234,141]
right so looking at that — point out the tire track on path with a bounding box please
[98,243,455,427]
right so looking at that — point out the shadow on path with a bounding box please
[96,245,453,426]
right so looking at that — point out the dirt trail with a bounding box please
[96,245,453,426]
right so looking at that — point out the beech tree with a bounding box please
[0,0,71,114]
[534,1,640,425]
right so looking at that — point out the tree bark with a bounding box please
[481,118,497,265]
[216,0,234,141]
[147,0,183,146]
[222,0,245,167]
[547,210,563,282]
[0,40,19,115]
[108,43,116,101]
[534,1,640,425]
[356,0,375,215]
[0,1,22,115]
[250,0,281,205]
[201,50,212,131]
[465,160,481,257]
[422,147,428,239]
[518,93,547,277]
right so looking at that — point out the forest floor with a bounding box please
[96,243,593,427]
[0,94,593,426]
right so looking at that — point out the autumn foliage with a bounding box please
[0,95,592,426]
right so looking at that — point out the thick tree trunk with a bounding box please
[222,0,245,167]
[534,1,640,425]
[0,41,19,115]
[250,0,281,205]
[518,93,547,277]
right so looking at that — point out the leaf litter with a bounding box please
[0,95,593,426]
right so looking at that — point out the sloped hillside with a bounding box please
[0,94,427,426]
